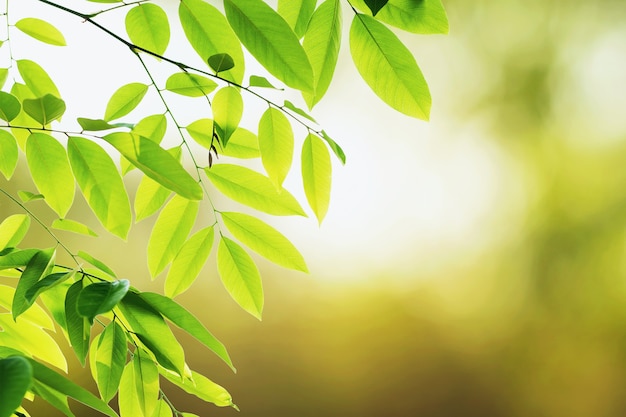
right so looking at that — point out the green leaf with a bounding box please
[160,369,235,408]
[212,86,242,146]
[104,83,149,121]
[118,362,141,417]
[0,91,21,122]
[147,195,199,277]
[0,130,18,179]
[0,68,8,88]
[248,75,282,89]
[139,291,234,372]
[17,59,60,98]
[222,211,308,272]
[103,132,203,200]
[126,3,170,55]
[179,0,245,83]
[77,280,130,324]
[133,348,159,417]
[364,0,389,16]
[77,118,115,131]
[18,190,44,202]
[27,358,118,417]
[217,237,263,319]
[77,250,117,278]
[205,164,306,216]
[258,107,293,188]
[350,14,431,120]
[321,130,345,164]
[218,127,260,159]
[165,226,214,298]
[25,133,74,217]
[134,175,172,222]
[224,0,314,92]
[186,118,214,149]
[207,53,235,73]
[30,381,74,417]
[0,284,54,330]
[39,281,71,334]
[65,280,90,366]
[9,83,37,149]
[25,271,74,304]
[16,17,66,46]
[68,136,132,239]
[151,399,173,417]
[118,291,186,376]
[350,0,449,34]
[132,114,167,144]
[302,133,332,224]
[0,214,30,250]
[52,219,98,237]
[278,0,317,38]
[302,0,342,108]
[12,247,55,320]
[22,94,66,125]
[283,99,317,123]
[95,321,127,402]
[0,249,38,270]
[0,356,32,417]
[165,72,217,97]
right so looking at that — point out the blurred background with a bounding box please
[4,0,626,416]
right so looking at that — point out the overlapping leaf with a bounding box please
[12,247,55,321]
[0,130,17,179]
[212,86,242,146]
[278,0,317,38]
[165,226,214,298]
[95,321,127,402]
[65,280,90,366]
[350,0,449,34]
[0,356,32,417]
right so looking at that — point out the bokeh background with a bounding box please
[4,0,626,416]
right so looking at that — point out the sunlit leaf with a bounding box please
[350,14,431,119]
[9,83,37,149]
[208,53,235,73]
[104,83,149,121]
[77,250,117,278]
[30,381,73,417]
[364,0,389,16]
[0,284,54,330]
[118,361,141,417]
[350,0,449,34]
[151,399,173,417]
[65,280,90,366]
[118,291,185,376]
[258,107,293,188]
[186,118,214,149]
[132,114,167,144]
[0,249,38,271]
[68,137,131,238]
[179,0,245,83]
[212,86,242,146]
[134,175,172,222]
[278,0,317,38]
[224,0,314,92]
[52,219,98,237]
[302,0,342,108]
[320,130,345,164]
[147,195,199,278]
[0,214,30,250]
[22,94,66,125]
[126,3,170,55]
[17,59,60,98]
[103,132,203,200]
[248,75,281,89]
[160,368,236,408]
[95,321,127,402]
[12,248,55,320]
[222,211,308,272]
[16,17,66,46]
[0,91,21,122]
[25,133,74,217]
[17,190,44,202]
[165,226,214,298]
[0,68,8,88]
[77,280,130,324]
[206,164,305,216]
[77,118,115,131]
[165,72,217,97]
[283,100,317,123]
[217,237,263,319]
[218,127,260,159]
[140,292,234,371]
[25,271,74,305]
[133,348,159,417]
[0,130,18,179]
[302,133,332,224]
[0,356,32,417]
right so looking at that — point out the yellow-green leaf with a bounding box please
[213,86,242,146]
[278,0,317,38]
[161,369,236,408]
[104,83,149,121]
[126,3,170,55]
[258,107,293,188]
[134,175,172,222]
[186,118,214,149]
[0,130,18,180]
[165,72,217,97]
[301,133,332,224]
[17,60,60,98]
[218,127,260,159]
[165,226,214,298]
[0,214,30,250]
[16,17,66,46]
[95,321,127,402]
[350,0,449,34]
[52,219,98,237]
[133,348,159,417]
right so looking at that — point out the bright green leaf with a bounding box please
[0,284,54,330]
[0,249,38,270]
[18,190,44,202]
[134,175,172,222]
[321,130,345,164]
[283,99,317,123]
[25,271,74,305]
[350,0,449,34]
[126,3,170,55]
[179,0,245,83]
[77,280,130,324]
[30,381,73,417]
[248,75,281,89]
[302,0,342,108]
[95,321,127,402]
[118,361,141,417]
[133,348,159,417]
[0,92,21,122]
[52,219,98,237]
[68,136,132,239]
[0,356,32,417]
[278,0,317,38]
[103,132,203,200]
[160,368,235,408]
[151,399,173,417]
[258,107,293,188]
[65,280,90,366]
[350,14,431,119]
[0,130,18,179]
[0,68,8,88]
[104,83,149,122]
[217,237,263,319]
[12,247,55,320]
[186,118,214,149]
[221,211,308,272]
[25,133,74,217]
[0,214,30,250]
[212,86,242,146]
[147,195,199,277]
[77,250,117,278]
[22,94,66,125]
[132,114,167,144]
[165,226,214,298]
[205,164,306,216]
[224,0,314,92]
[302,133,332,224]
[165,72,217,97]
[9,83,37,149]
[16,18,66,46]
[218,127,260,159]
[77,118,115,131]
[207,53,235,73]
[16,59,60,98]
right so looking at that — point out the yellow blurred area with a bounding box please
[4,0,626,416]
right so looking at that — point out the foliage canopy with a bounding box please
[0,0,447,416]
